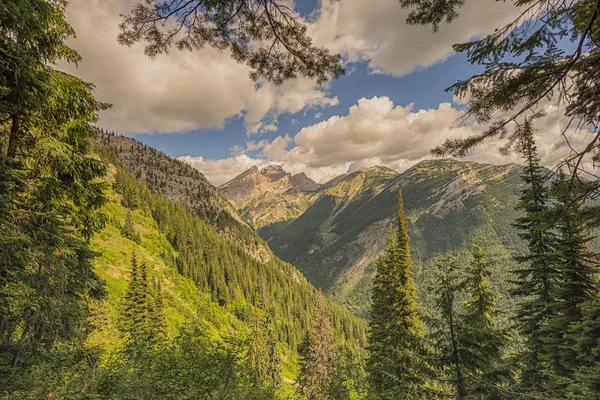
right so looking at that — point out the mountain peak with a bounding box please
[261,164,286,175]
[291,172,321,192]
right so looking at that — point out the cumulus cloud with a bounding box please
[182,97,590,185]
[309,0,519,76]
[59,0,338,134]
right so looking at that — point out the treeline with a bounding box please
[366,121,600,399]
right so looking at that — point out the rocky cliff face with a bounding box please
[219,164,322,228]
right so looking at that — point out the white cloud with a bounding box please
[183,97,591,185]
[59,0,338,134]
[178,155,270,186]
[309,0,520,76]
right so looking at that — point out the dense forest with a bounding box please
[3,0,600,399]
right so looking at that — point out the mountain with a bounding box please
[95,131,275,262]
[92,132,367,352]
[219,164,322,228]
[221,159,525,317]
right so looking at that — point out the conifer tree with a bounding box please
[247,309,271,388]
[367,192,432,399]
[543,175,598,387]
[427,257,466,399]
[428,247,510,399]
[123,253,153,348]
[462,245,511,398]
[568,295,600,398]
[0,0,109,370]
[122,210,140,243]
[298,293,336,400]
[151,278,169,343]
[265,313,282,391]
[511,121,558,390]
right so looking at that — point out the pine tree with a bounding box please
[265,313,282,391]
[0,1,109,371]
[123,253,153,348]
[367,191,432,399]
[427,257,466,399]
[151,278,169,343]
[122,210,140,243]
[543,175,598,388]
[247,309,271,388]
[298,293,336,400]
[568,295,600,398]
[462,245,511,398]
[511,121,558,390]
[428,247,510,399]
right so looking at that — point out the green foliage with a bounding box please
[511,125,559,391]
[121,210,141,243]
[399,0,600,181]
[1,45,108,388]
[297,294,336,400]
[367,192,434,399]
[427,247,512,399]
[119,0,344,85]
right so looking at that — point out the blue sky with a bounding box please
[64,0,581,185]
[132,55,480,159]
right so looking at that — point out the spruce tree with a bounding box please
[428,247,510,399]
[568,295,600,398]
[123,253,153,348]
[367,191,432,399]
[265,313,282,391]
[462,245,511,398]
[427,257,466,399]
[247,309,271,389]
[298,293,336,400]
[544,175,598,388]
[511,121,558,390]
[151,278,169,343]
[122,210,140,243]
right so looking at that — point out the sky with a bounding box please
[59,0,590,185]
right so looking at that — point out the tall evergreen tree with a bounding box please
[367,192,432,399]
[568,295,600,398]
[462,245,511,399]
[151,278,169,343]
[123,253,154,348]
[543,175,598,388]
[428,247,511,399]
[122,210,140,243]
[427,257,466,399]
[298,293,336,400]
[511,121,558,390]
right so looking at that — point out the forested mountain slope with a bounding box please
[94,131,274,260]
[245,159,527,317]
[29,142,367,398]
[93,135,365,345]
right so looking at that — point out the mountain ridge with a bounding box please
[218,158,526,317]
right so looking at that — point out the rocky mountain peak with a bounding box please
[260,165,288,180]
[291,172,321,192]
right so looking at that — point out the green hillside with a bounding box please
[2,142,367,399]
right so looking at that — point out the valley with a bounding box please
[217,160,525,317]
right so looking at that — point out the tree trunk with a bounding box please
[449,312,466,400]
[7,113,20,158]
[10,320,30,368]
